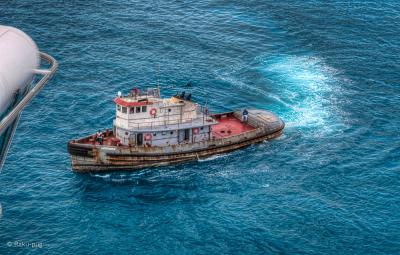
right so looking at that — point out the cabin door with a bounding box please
[178,129,190,143]
[178,129,185,143]
[128,135,135,146]
[136,133,143,146]
[184,129,190,141]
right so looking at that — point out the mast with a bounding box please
[156,63,160,97]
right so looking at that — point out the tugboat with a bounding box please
[67,88,284,173]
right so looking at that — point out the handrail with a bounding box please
[0,52,58,135]
[121,87,160,99]
[116,104,213,130]
[125,116,215,130]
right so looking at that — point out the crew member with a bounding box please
[242,109,249,122]
[96,130,103,145]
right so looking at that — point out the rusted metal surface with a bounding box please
[68,110,284,173]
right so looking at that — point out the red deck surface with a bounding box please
[78,130,119,146]
[211,115,255,138]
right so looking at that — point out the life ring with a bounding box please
[144,133,152,141]
[150,108,157,116]
[193,128,199,134]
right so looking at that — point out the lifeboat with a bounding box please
[67,88,284,173]
[0,25,57,169]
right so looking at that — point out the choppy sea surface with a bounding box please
[1,1,399,254]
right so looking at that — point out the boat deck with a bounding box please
[75,130,117,146]
[211,115,255,139]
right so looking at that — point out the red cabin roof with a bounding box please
[114,97,153,107]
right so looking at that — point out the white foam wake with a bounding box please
[197,153,229,162]
[214,54,347,136]
[263,54,349,136]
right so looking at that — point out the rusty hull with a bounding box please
[68,110,284,173]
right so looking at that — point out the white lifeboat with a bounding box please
[0,25,40,116]
[0,25,57,170]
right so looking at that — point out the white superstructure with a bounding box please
[113,88,218,146]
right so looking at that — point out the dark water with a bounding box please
[1,1,399,254]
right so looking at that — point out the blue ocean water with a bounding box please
[0,0,399,254]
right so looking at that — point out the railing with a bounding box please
[122,87,160,99]
[124,115,215,130]
[0,52,58,135]
[196,105,210,115]
[0,52,58,170]
[117,103,214,130]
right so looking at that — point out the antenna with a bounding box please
[157,63,160,87]
[205,98,208,116]
[156,63,160,97]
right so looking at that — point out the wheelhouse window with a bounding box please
[136,106,141,113]
[142,106,147,112]
[117,105,121,111]
[129,107,135,114]
[122,107,127,114]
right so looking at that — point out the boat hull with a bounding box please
[68,110,284,173]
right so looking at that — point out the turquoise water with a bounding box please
[1,1,399,254]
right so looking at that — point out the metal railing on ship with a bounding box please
[0,52,58,170]
[124,105,213,130]
[122,87,161,99]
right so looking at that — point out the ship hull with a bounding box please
[68,110,284,173]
